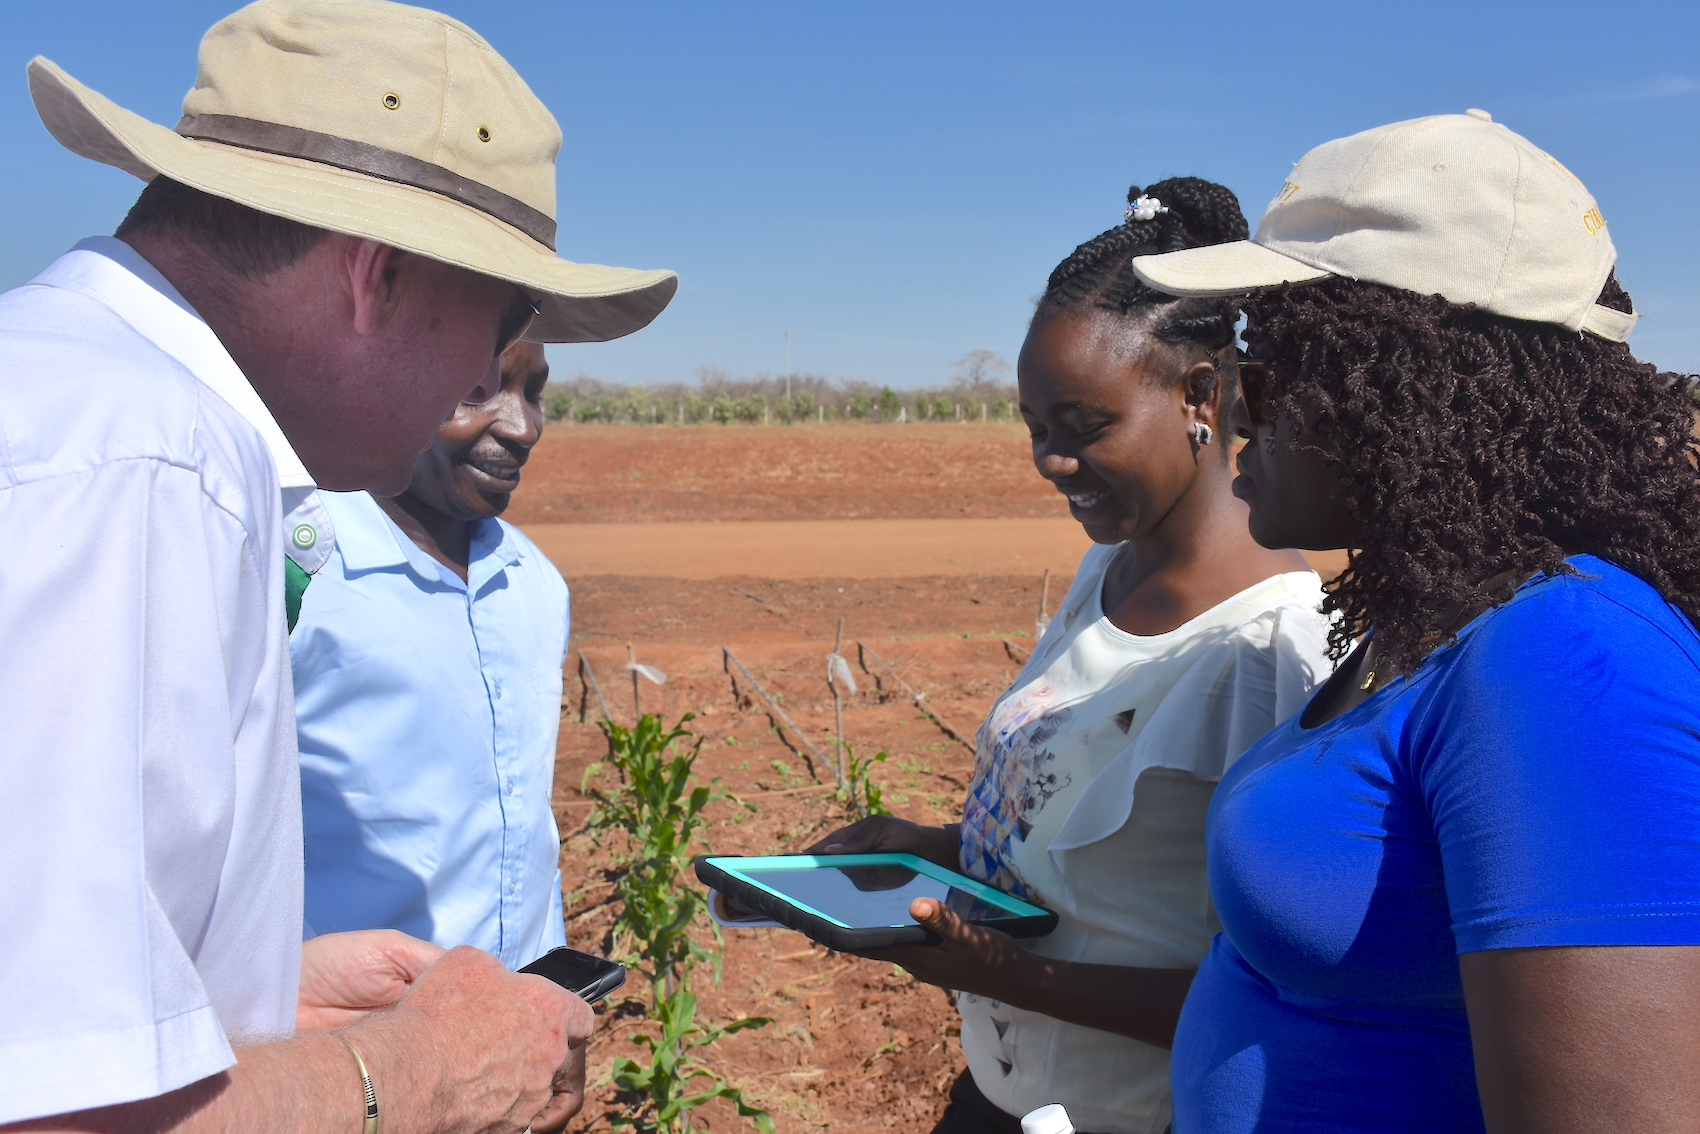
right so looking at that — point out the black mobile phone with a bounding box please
[518,946,627,1004]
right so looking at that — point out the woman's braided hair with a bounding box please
[1034,177,1249,402]
[1249,274,1700,672]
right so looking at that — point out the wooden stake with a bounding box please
[722,646,836,783]
[856,641,976,754]
[1038,569,1051,621]
[830,616,847,783]
[626,642,641,721]
[578,653,611,723]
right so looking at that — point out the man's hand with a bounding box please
[5,945,597,1134]
[525,1037,588,1133]
[297,930,446,1031]
[348,945,596,1134]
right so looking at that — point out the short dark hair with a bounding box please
[116,176,327,278]
[1034,176,1250,406]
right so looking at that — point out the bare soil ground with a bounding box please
[533,424,1342,1133]
[558,626,1034,1134]
[505,422,1067,525]
[524,519,1094,581]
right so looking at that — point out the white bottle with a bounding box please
[1021,1104,1075,1134]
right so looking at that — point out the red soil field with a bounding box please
[532,423,1342,1133]
[504,422,1069,525]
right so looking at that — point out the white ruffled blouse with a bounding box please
[957,542,1333,1134]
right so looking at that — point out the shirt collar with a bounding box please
[329,491,414,573]
[31,236,316,490]
[467,517,523,590]
[335,492,522,586]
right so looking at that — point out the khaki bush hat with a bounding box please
[27,0,676,343]
[1130,110,1636,342]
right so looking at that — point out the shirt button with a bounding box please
[493,682,503,699]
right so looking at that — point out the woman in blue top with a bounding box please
[1129,112,1700,1132]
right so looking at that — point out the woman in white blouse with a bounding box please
[810,179,1333,1134]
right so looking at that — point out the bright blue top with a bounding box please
[1171,555,1700,1133]
[291,490,569,969]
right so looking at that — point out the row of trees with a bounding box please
[542,350,1018,426]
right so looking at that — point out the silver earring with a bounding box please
[1192,422,1213,446]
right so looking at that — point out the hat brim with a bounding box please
[1130,240,1333,298]
[29,57,676,343]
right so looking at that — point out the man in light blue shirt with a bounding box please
[292,342,569,970]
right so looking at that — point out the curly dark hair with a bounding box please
[1034,177,1248,403]
[1248,274,1700,672]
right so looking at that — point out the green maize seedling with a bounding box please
[609,978,774,1134]
[835,744,890,821]
[583,714,734,980]
[583,713,771,1133]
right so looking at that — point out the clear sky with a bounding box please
[4,1,1695,388]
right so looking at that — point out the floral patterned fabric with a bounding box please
[953,543,1333,1134]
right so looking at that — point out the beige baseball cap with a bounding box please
[1130,110,1636,341]
[27,0,676,343]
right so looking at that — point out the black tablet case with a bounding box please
[695,853,1058,952]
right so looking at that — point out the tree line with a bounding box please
[543,350,1019,426]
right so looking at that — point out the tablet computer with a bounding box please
[694,852,1057,952]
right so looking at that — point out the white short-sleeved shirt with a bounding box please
[0,240,312,1121]
[292,490,569,968]
[958,543,1333,1134]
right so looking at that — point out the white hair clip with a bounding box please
[1124,195,1169,223]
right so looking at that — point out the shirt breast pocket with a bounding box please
[534,663,565,703]
[531,664,567,744]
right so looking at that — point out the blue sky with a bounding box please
[4,1,1695,387]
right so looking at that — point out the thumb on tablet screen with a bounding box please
[912,897,962,937]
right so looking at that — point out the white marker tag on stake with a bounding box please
[625,662,668,685]
[827,653,857,696]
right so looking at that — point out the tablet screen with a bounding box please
[733,858,1031,928]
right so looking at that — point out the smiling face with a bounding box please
[398,340,549,522]
[1226,336,1357,551]
[342,261,533,494]
[1018,309,1227,545]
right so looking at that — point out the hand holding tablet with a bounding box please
[693,853,1057,953]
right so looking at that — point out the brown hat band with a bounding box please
[174,113,557,250]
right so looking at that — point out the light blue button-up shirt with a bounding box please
[291,490,569,969]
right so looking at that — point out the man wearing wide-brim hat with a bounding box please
[0,2,674,1131]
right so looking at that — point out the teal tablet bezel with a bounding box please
[695,852,1060,955]
[703,852,1050,928]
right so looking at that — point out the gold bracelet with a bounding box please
[335,1034,380,1134]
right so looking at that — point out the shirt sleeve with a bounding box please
[0,460,248,1120]
[1219,597,1337,757]
[1140,592,1337,786]
[1414,578,1700,952]
[1049,592,1336,854]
